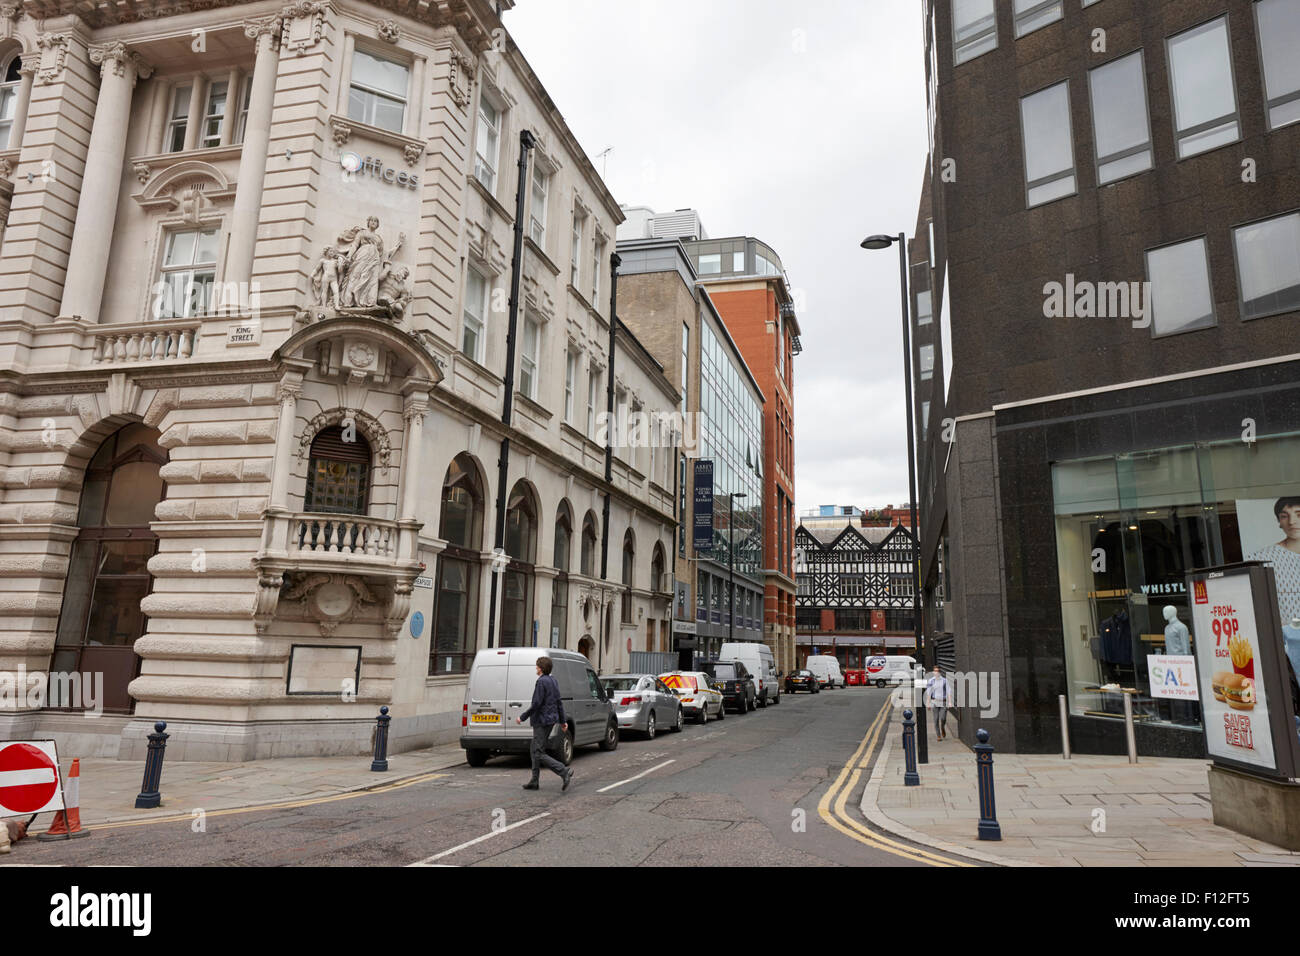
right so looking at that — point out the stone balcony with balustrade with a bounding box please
[90,319,201,365]
[251,508,424,637]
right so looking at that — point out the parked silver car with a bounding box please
[602,674,684,739]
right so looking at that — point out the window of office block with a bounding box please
[916,289,933,325]
[166,85,191,152]
[235,75,253,144]
[698,253,722,275]
[1145,238,1215,336]
[201,80,228,147]
[1233,212,1300,320]
[564,349,577,423]
[529,163,549,245]
[1089,51,1153,184]
[474,95,501,191]
[953,0,998,64]
[462,267,488,362]
[593,238,605,304]
[1020,80,1076,207]
[1256,0,1300,130]
[520,315,540,400]
[919,344,935,381]
[586,368,598,440]
[348,49,408,133]
[155,228,218,318]
[1014,0,1062,37]
[1167,17,1239,159]
[570,210,585,288]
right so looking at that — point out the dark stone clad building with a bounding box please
[913,0,1300,754]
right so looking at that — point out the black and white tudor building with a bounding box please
[794,522,918,667]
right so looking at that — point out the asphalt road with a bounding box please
[19,685,961,867]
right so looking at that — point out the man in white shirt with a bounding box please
[925,666,951,741]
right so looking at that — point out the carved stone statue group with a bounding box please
[311,217,412,322]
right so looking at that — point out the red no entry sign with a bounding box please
[0,741,64,818]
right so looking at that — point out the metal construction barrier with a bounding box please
[630,651,680,675]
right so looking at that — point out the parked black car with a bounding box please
[785,669,820,694]
[700,660,757,714]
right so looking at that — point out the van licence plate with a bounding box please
[471,713,500,724]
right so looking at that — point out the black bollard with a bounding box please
[902,709,920,787]
[134,721,169,809]
[371,705,391,772]
[975,728,1002,841]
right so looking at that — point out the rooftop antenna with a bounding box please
[595,147,613,180]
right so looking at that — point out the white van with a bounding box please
[864,655,918,688]
[717,642,780,706]
[460,647,619,767]
[805,655,844,689]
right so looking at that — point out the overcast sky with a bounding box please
[507,0,929,514]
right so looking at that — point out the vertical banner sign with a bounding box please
[1188,564,1300,778]
[693,459,714,553]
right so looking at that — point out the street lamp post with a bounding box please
[861,232,927,764]
[728,492,748,644]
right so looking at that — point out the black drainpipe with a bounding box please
[598,252,621,672]
[486,128,535,649]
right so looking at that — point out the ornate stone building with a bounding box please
[0,0,678,759]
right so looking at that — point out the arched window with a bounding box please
[501,481,537,648]
[304,425,371,515]
[0,52,22,149]
[580,512,597,577]
[621,530,635,624]
[431,454,483,675]
[551,503,572,649]
[52,423,168,714]
[650,542,666,595]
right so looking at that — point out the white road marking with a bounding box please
[408,812,552,866]
[596,759,676,793]
[0,768,56,788]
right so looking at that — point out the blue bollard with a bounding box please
[371,706,391,772]
[134,721,169,809]
[975,728,1002,841]
[902,709,920,787]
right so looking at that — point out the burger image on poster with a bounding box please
[1238,497,1300,626]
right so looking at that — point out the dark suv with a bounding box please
[700,660,757,714]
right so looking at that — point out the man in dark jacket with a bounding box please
[515,657,573,791]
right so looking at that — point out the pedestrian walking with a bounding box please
[926,666,951,741]
[515,656,574,792]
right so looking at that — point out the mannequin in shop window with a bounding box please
[1163,605,1197,726]
[1163,605,1190,655]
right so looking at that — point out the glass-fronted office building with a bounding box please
[695,303,765,658]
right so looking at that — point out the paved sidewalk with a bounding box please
[860,708,1300,867]
[28,744,468,829]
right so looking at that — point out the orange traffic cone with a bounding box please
[38,758,87,841]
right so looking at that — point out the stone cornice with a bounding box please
[18,0,503,49]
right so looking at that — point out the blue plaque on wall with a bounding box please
[410,611,425,639]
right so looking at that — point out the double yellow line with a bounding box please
[816,701,974,866]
